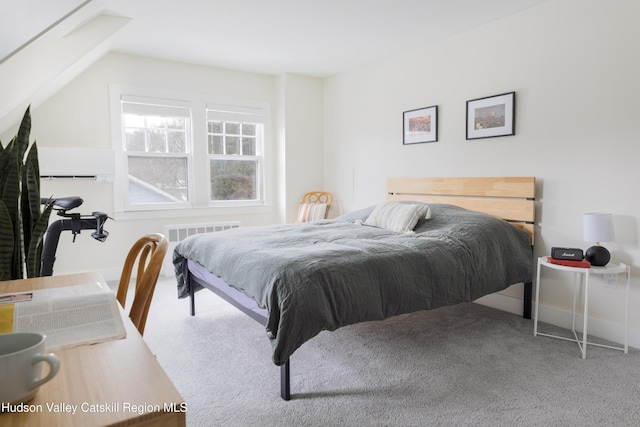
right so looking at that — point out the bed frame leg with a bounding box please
[185,269,196,316]
[190,290,195,316]
[523,280,532,319]
[280,360,291,401]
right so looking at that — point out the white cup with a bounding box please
[0,332,60,405]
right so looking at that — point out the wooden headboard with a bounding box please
[386,177,536,244]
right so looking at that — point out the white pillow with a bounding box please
[297,203,328,223]
[364,202,431,233]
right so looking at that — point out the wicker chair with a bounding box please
[296,191,334,223]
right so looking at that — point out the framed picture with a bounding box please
[466,92,515,140]
[403,105,438,144]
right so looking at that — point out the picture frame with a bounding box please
[403,105,438,144]
[466,92,515,140]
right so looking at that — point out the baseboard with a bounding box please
[475,293,639,350]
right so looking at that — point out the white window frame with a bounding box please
[206,103,265,207]
[119,94,193,211]
[110,85,271,219]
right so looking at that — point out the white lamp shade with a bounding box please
[583,212,614,243]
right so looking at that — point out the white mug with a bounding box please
[0,332,60,404]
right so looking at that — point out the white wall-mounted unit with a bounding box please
[38,147,115,181]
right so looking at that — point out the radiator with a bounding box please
[161,221,240,276]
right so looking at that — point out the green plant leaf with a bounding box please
[0,140,12,176]
[0,200,15,281]
[22,149,41,249]
[0,107,48,280]
[0,150,22,279]
[26,199,54,278]
[16,106,31,166]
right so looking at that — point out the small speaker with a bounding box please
[551,247,584,261]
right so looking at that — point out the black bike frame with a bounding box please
[40,197,109,276]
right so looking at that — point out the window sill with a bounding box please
[113,204,272,221]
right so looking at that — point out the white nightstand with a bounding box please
[533,256,630,359]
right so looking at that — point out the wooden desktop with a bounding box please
[0,272,186,427]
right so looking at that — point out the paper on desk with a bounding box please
[0,292,33,333]
[0,282,127,351]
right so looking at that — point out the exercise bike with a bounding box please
[41,197,111,276]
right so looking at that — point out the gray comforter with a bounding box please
[173,204,532,366]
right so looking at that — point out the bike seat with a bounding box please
[51,196,84,211]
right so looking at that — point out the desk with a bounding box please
[533,257,630,359]
[0,272,186,427]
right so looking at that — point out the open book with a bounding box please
[0,282,126,351]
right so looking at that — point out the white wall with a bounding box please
[1,52,324,279]
[280,73,326,222]
[323,0,640,342]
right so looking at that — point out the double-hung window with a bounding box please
[111,87,268,215]
[206,105,264,203]
[120,96,191,209]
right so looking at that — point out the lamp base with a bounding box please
[585,245,610,266]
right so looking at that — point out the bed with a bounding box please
[173,176,536,400]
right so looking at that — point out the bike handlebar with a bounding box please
[40,196,111,276]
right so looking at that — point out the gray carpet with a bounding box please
[141,278,640,426]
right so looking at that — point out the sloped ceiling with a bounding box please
[0,0,551,134]
[0,1,129,134]
[1,0,90,63]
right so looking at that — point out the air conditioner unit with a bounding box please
[38,147,115,181]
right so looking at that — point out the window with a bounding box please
[206,106,264,202]
[111,87,269,214]
[121,98,191,207]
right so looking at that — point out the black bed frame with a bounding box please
[186,259,532,401]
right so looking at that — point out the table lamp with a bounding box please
[583,212,614,266]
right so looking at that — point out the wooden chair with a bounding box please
[296,191,334,223]
[116,233,168,336]
[301,191,333,205]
